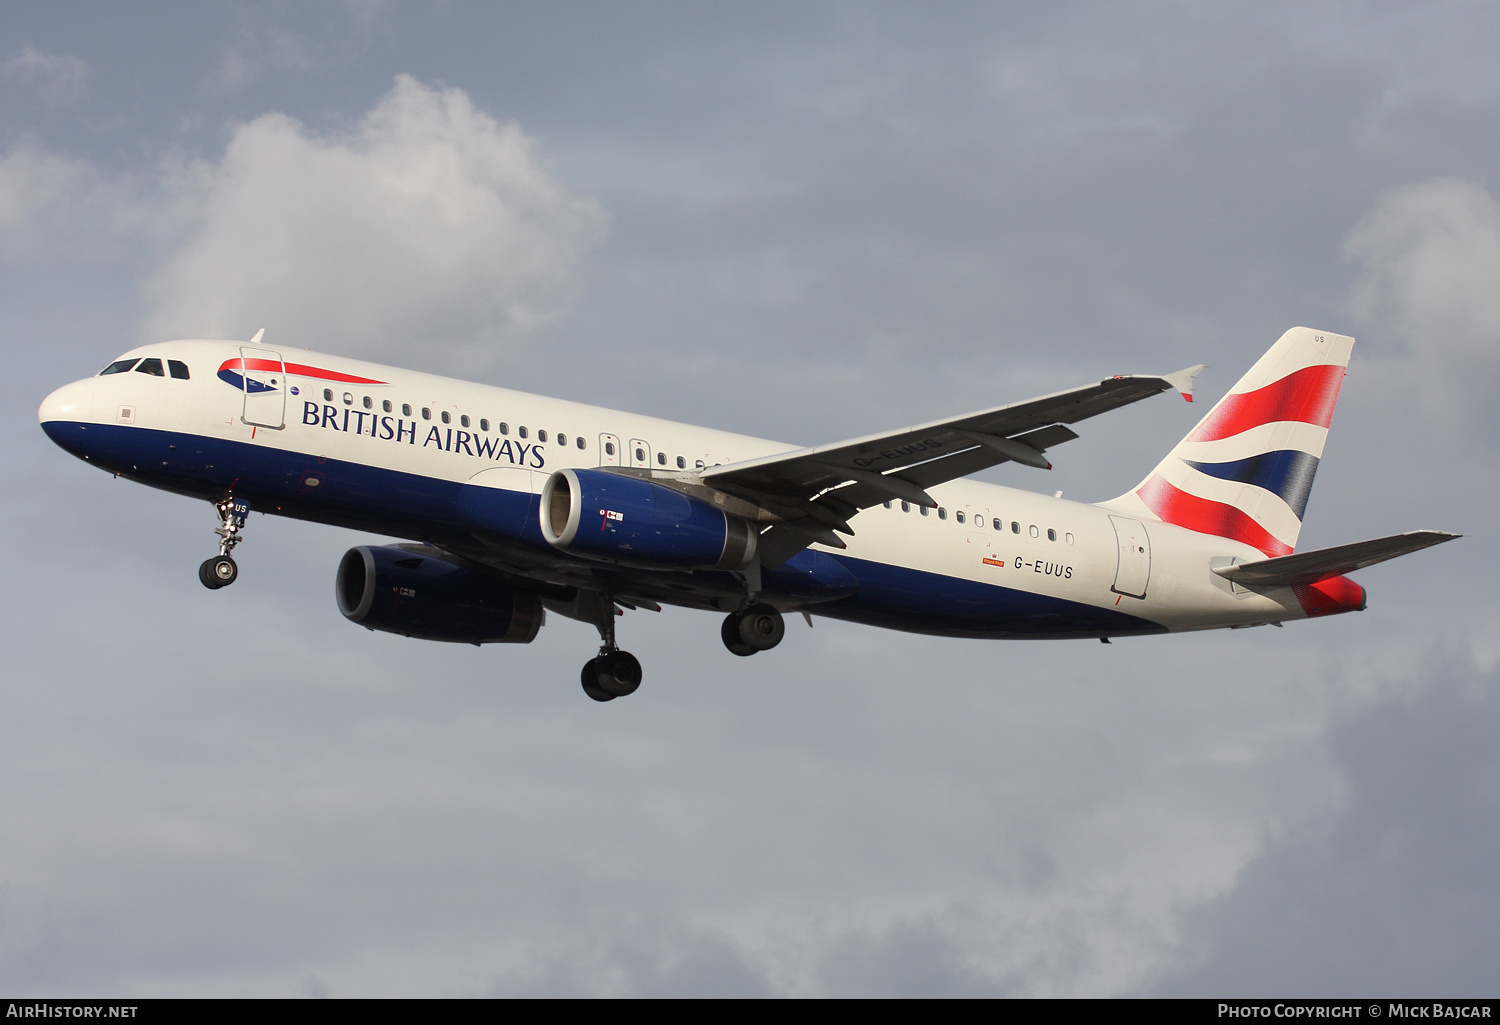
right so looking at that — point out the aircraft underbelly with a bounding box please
[42,420,1168,639]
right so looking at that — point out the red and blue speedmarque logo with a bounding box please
[217,358,386,394]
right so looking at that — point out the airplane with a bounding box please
[38,326,1457,702]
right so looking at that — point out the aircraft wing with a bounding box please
[1213,530,1460,587]
[698,364,1205,562]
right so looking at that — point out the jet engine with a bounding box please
[540,468,758,571]
[336,544,544,644]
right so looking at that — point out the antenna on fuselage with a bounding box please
[249,328,265,345]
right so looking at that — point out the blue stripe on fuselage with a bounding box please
[816,554,1165,639]
[40,419,1165,640]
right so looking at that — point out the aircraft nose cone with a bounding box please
[39,380,94,424]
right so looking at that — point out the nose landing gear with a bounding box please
[199,555,238,589]
[199,496,250,590]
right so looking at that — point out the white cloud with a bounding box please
[144,75,607,373]
[1344,178,1500,411]
[3,46,87,105]
[0,144,90,228]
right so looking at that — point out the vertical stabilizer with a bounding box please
[1106,327,1354,556]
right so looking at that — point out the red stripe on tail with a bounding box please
[1137,474,1292,557]
[1186,363,1345,443]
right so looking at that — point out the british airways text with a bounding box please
[301,402,546,468]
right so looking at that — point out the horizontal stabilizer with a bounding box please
[1213,530,1460,587]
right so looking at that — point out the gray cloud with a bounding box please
[1346,178,1500,423]
[4,2,1496,998]
[1147,655,1500,996]
[3,46,86,106]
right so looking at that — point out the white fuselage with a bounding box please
[39,339,1332,640]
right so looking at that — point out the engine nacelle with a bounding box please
[335,545,544,644]
[540,468,758,571]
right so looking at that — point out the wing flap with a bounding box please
[694,366,1200,567]
[703,370,1194,499]
[1213,530,1460,587]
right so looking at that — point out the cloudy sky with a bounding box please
[2,2,1497,997]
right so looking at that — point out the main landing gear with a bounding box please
[581,590,643,703]
[721,603,785,657]
[199,496,250,590]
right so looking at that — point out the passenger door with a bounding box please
[239,346,286,430]
[1109,515,1152,599]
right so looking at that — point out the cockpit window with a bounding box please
[168,360,190,380]
[99,359,139,376]
[135,358,165,377]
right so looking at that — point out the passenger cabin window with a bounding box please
[938,507,947,520]
[325,389,334,401]
[557,433,567,446]
[605,441,615,456]
[343,392,353,405]
[441,411,451,424]
[135,358,165,377]
[656,451,666,465]
[480,419,489,432]
[676,456,686,469]
[168,360,190,380]
[956,511,965,524]
[422,407,432,420]
[635,447,645,461]
[363,396,372,409]
[920,506,929,517]
[1012,521,1020,533]
[519,426,528,439]
[382,400,392,413]
[577,437,586,450]
[883,501,892,509]
[402,404,412,417]
[1030,525,1039,538]
[99,359,139,375]
[993,518,1002,531]
[901,502,910,512]
[1047,528,1057,541]
[460,414,470,428]
[1065,532,1075,544]
[538,430,548,443]
[499,422,509,435]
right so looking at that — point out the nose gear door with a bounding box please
[1109,515,1152,599]
[239,346,286,429]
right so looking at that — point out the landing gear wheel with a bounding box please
[721,613,756,657]
[596,650,642,697]
[737,604,785,652]
[581,658,615,702]
[199,555,237,590]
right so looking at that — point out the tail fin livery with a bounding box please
[1111,327,1355,556]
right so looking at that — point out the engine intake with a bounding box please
[336,545,544,644]
[540,468,757,570]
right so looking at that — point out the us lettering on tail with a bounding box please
[39,326,1457,701]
